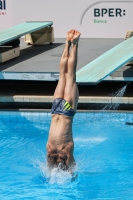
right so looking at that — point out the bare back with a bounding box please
[47,114,75,169]
[48,114,73,146]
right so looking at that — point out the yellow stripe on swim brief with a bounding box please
[64,101,72,111]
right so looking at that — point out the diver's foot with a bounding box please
[71,30,81,45]
[66,29,75,44]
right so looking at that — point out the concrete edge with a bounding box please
[0,95,133,104]
[0,109,133,113]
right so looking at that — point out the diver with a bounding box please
[46,29,81,172]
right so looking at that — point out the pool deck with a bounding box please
[0,38,133,109]
[0,95,133,110]
[0,38,133,81]
[0,95,133,104]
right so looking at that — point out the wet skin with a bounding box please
[47,114,75,171]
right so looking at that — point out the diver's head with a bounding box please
[57,162,68,171]
[47,152,68,171]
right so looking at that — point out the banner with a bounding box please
[0,0,12,31]
[0,0,133,38]
[81,1,133,38]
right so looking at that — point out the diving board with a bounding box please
[0,21,53,46]
[76,36,133,84]
[0,21,54,63]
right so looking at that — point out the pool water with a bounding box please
[1,111,133,199]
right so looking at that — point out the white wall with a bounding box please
[0,0,12,30]
[1,0,133,38]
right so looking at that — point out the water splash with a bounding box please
[111,84,127,110]
[34,159,77,186]
[47,167,72,185]
[103,83,129,110]
[115,85,127,97]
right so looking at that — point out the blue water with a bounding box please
[1,111,133,199]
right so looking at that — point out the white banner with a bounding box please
[0,0,133,38]
[0,0,12,30]
[81,1,133,38]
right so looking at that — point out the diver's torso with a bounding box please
[47,114,74,151]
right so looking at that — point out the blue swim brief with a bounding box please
[51,98,76,117]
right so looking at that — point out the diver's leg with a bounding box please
[53,30,74,100]
[64,31,80,110]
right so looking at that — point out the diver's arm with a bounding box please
[64,142,75,170]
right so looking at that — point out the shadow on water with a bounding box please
[125,122,133,125]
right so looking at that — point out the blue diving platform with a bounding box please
[76,36,133,84]
[0,21,53,46]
